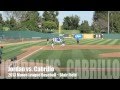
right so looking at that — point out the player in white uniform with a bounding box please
[61,40,65,46]
[47,38,49,45]
[51,40,54,48]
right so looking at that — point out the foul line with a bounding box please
[9,45,46,67]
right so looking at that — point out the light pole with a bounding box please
[108,11,110,34]
[59,24,61,36]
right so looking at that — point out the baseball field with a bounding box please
[27,38,120,66]
[0,38,120,79]
[2,38,120,60]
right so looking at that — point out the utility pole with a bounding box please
[108,11,110,34]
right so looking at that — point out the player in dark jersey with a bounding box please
[0,46,3,64]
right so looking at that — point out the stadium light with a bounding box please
[108,11,110,34]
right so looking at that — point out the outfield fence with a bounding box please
[0,31,59,43]
[0,31,59,39]
[103,34,120,39]
[0,31,120,42]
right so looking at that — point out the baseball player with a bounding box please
[10,56,17,67]
[77,39,79,44]
[101,34,103,39]
[0,46,3,64]
[47,38,49,45]
[61,40,65,47]
[51,40,54,48]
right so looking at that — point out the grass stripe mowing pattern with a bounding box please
[60,38,120,45]
[4,42,40,53]
[107,39,119,45]
[89,49,100,58]
[2,38,120,69]
[59,50,72,67]
[4,43,30,53]
[88,39,105,45]
[85,39,105,45]
[80,39,96,44]
[81,49,97,59]
[3,41,45,52]
[99,39,113,45]
[27,49,120,67]
[114,39,120,45]
[3,44,22,50]
[115,39,120,45]
[3,43,32,60]
[59,50,72,60]
[97,39,112,45]
[72,49,84,59]
[3,41,45,60]
[28,50,63,60]
[46,50,63,60]
[65,39,77,45]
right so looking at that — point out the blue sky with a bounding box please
[39,11,94,26]
[0,11,94,26]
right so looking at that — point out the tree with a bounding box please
[78,20,91,33]
[62,15,80,30]
[20,11,42,31]
[109,11,120,33]
[93,11,108,33]
[93,11,120,33]
[50,11,59,27]
[0,14,4,30]
[9,16,17,30]
[42,21,57,29]
[3,11,43,31]
[3,11,28,21]
[43,11,51,21]
[42,11,59,30]
[3,11,42,31]
[62,16,69,30]
[4,19,10,28]
[2,17,17,30]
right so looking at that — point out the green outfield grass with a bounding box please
[46,38,120,46]
[64,38,120,45]
[27,49,120,67]
[2,41,47,60]
[2,39,120,79]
